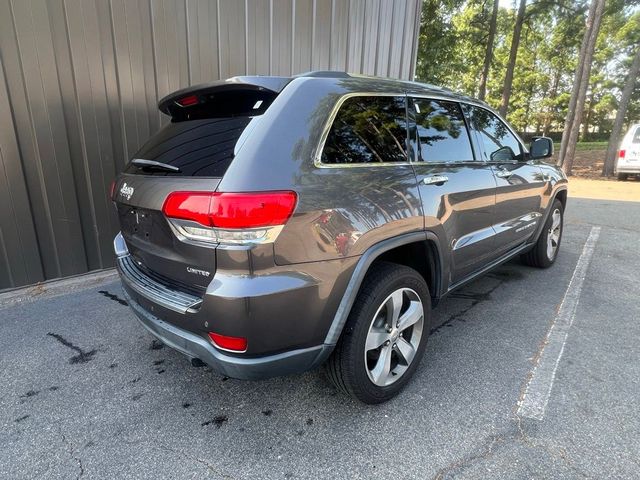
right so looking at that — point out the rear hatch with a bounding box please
[114,77,290,294]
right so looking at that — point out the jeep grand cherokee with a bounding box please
[112,71,567,404]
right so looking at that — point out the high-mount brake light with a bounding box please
[162,191,297,245]
[176,94,199,107]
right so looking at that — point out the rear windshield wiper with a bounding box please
[131,158,181,173]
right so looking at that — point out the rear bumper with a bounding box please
[120,286,331,380]
[616,163,640,173]
[113,231,349,378]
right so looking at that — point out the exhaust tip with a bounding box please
[191,358,206,368]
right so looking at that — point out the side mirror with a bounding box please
[490,146,517,162]
[529,136,553,159]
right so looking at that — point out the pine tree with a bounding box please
[478,0,500,101]
[558,0,606,175]
[499,0,527,117]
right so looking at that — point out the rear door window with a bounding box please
[409,98,474,162]
[465,105,523,162]
[321,96,408,164]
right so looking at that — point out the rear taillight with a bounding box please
[619,149,626,159]
[162,191,297,245]
[109,180,116,200]
[163,191,297,228]
[163,192,213,227]
[208,332,247,352]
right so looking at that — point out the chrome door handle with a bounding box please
[495,169,513,178]
[422,175,449,185]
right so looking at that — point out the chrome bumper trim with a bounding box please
[114,232,202,314]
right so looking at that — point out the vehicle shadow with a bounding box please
[128,258,530,414]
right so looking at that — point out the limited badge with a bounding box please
[187,267,210,277]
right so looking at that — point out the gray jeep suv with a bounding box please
[112,71,567,404]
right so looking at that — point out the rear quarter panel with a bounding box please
[217,77,424,265]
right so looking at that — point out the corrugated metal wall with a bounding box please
[0,0,422,289]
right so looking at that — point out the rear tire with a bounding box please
[617,172,628,181]
[521,199,563,268]
[325,262,431,404]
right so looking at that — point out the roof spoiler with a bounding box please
[158,76,292,116]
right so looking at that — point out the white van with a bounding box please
[616,123,640,180]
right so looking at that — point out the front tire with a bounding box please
[521,199,564,268]
[325,262,431,404]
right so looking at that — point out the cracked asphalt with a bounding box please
[1,196,639,479]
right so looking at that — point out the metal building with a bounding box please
[0,0,422,289]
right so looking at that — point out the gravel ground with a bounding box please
[567,177,640,202]
[1,196,639,479]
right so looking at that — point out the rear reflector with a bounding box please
[176,94,199,107]
[162,191,297,229]
[619,149,626,159]
[208,332,247,352]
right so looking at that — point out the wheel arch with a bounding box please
[531,186,568,244]
[555,188,567,210]
[323,231,445,346]
[372,237,442,304]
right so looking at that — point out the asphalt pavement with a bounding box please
[1,196,639,479]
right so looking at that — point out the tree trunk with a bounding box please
[499,0,527,117]
[543,68,561,135]
[557,0,597,166]
[558,0,606,175]
[478,0,500,101]
[602,44,640,176]
[582,89,596,141]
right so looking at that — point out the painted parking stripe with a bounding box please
[517,226,601,421]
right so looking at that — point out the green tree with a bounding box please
[414,0,639,158]
[478,0,500,100]
[414,0,466,85]
[557,0,606,174]
[499,0,527,117]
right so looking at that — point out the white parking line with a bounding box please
[517,226,601,421]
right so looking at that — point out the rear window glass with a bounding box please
[411,98,473,162]
[124,117,254,177]
[321,96,408,164]
[632,127,640,144]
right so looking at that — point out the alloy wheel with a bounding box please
[364,288,424,387]
[546,208,562,260]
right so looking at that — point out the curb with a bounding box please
[0,269,119,309]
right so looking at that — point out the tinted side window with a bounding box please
[466,105,523,162]
[321,96,408,164]
[411,99,473,162]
